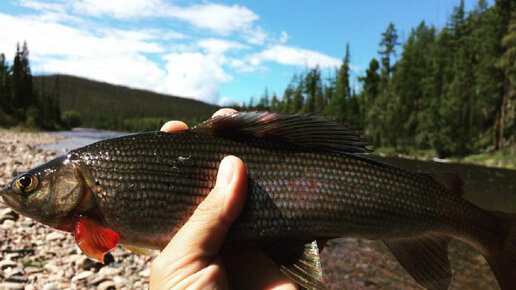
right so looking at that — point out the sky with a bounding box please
[0,0,485,106]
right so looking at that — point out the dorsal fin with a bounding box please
[191,111,370,153]
[429,173,464,196]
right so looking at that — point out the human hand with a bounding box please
[150,109,297,289]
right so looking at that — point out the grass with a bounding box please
[373,146,516,169]
[458,150,516,169]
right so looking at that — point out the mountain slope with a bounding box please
[33,74,218,130]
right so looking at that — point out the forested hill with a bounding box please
[33,75,217,131]
[243,0,515,158]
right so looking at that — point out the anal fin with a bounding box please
[74,215,119,263]
[383,235,452,290]
[121,244,154,256]
[264,240,325,289]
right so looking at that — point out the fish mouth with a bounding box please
[0,185,21,210]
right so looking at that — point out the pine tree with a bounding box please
[325,44,351,122]
[359,58,381,145]
[0,53,8,112]
[378,23,399,96]
[270,92,280,112]
[391,22,436,148]
[303,67,323,113]
[497,2,516,150]
[292,74,304,113]
[281,82,294,113]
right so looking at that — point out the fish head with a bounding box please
[1,154,85,230]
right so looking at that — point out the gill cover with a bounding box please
[1,154,87,229]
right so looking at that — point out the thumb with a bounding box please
[161,155,247,260]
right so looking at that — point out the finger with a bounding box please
[223,249,298,290]
[160,121,188,132]
[161,156,247,260]
[212,108,237,117]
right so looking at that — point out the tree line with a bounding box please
[243,0,515,158]
[0,42,67,130]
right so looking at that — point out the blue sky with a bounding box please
[0,0,484,106]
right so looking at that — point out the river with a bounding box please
[38,129,516,289]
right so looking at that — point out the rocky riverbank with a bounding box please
[0,130,153,289]
[0,130,502,289]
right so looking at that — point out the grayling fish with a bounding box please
[1,112,515,289]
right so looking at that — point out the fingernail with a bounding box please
[216,157,234,187]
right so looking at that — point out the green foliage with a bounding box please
[62,110,82,128]
[0,42,64,130]
[246,1,516,158]
[33,75,217,131]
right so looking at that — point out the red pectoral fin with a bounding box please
[74,215,119,263]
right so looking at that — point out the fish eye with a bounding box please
[15,174,38,193]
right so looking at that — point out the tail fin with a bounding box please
[486,212,516,290]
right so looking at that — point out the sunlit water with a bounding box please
[38,128,130,154]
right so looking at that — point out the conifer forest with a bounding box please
[243,0,516,158]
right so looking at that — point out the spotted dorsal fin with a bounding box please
[191,111,370,153]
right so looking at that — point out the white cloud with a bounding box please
[69,0,260,37]
[5,0,355,105]
[242,26,268,45]
[72,0,163,19]
[100,27,184,42]
[197,38,248,55]
[19,0,66,12]
[0,12,166,90]
[252,45,342,68]
[40,55,166,91]
[169,3,258,36]
[0,13,166,60]
[163,52,232,103]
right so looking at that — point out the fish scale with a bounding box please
[71,130,495,249]
[3,112,515,290]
